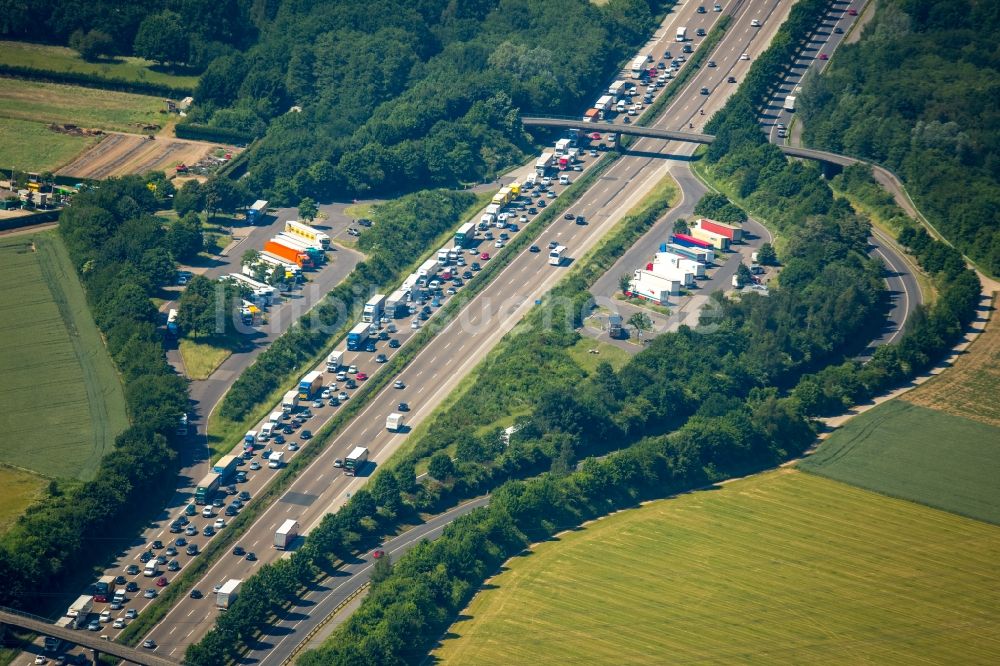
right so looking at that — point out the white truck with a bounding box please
[268,451,285,469]
[326,350,344,372]
[275,519,299,549]
[269,410,284,425]
[362,294,386,323]
[216,579,242,610]
[386,412,404,432]
[282,390,299,413]
[66,595,93,623]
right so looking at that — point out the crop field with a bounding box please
[901,308,1000,427]
[800,400,1000,524]
[0,233,127,480]
[433,470,1000,665]
[0,40,199,89]
[0,465,47,536]
[0,77,164,134]
[0,117,99,172]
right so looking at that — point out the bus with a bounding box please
[676,26,687,42]
[455,222,476,248]
[549,245,566,266]
[194,471,222,505]
[344,446,369,476]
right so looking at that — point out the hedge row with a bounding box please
[174,123,254,145]
[0,64,192,97]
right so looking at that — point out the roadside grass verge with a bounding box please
[0,233,127,480]
[0,117,98,172]
[179,334,248,382]
[434,469,1000,664]
[0,40,198,89]
[0,465,48,536]
[0,77,164,134]
[800,400,1000,524]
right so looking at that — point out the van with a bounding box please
[615,100,626,113]
[143,563,157,577]
[260,423,274,439]
[185,503,197,516]
[437,249,449,264]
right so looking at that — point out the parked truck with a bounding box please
[282,390,299,413]
[386,412,404,432]
[275,233,326,264]
[285,220,331,249]
[346,322,373,351]
[264,240,313,269]
[298,370,324,399]
[216,579,242,610]
[363,294,386,323]
[274,519,299,549]
[326,350,344,372]
[246,199,268,223]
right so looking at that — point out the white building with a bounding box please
[630,269,681,305]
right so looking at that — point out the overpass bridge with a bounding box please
[521,116,856,174]
[0,608,177,666]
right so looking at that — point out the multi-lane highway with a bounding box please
[134,1,802,659]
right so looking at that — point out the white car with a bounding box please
[100,609,111,623]
[348,365,358,374]
[494,240,505,248]
[214,518,226,530]
[321,389,331,399]
[338,391,349,401]
[751,18,761,27]
[201,506,213,518]
[411,320,420,329]
[336,371,347,381]
[541,177,552,186]
[113,618,126,629]
[740,53,750,60]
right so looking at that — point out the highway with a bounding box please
[134,0,798,659]
[51,0,917,662]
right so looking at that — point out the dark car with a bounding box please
[697,4,706,12]
[186,544,199,556]
[365,341,377,352]
[225,505,238,516]
[537,199,546,207]
[462,270,473,279]
[190,589,203,599]
[245,552,257,562]
[563,212,575,220]
[114,575,126,585]
[378,330,390,340]
[155,555,167,565]
[389,339,400,349]
[272,433,285,445]
[233,546,245,556]
[175,537,187,547]
[728,76,737,83]
[301,429,312,439]
[231,498,243,509]
[125,581,139,593]
[471,262,481,271]
[126,563,140,575]
[345,378,357,389]
[169,522,182,533]
[398,402,410,412]
[151,540,163,549]
[239,491,251,501]
[529,245,540,253]
[576,216,587,225]
[375,354,388,363]
[834,26,843,33]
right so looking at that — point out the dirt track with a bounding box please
[56,131,238,180]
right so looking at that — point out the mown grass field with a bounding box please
[0,40,199,89]
[434,470,1000,664]
[800,400,1000,524]
[0,77,164,134]
[0,116,99,172]
[902,307,1000,427]
[0,233,128,480]
[0,465,47,535]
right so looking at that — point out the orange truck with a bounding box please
[264,240,313,268]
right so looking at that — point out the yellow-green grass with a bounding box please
[800,400,1000,524]
[0,78,164,134]
[0,465,47,535]
[0,117,98,172]
[342,202,375,220]
[0,233,128,480]
[179,338,235,380]
[434,469,1000,664]
[0,40,199,89]
[565,337,631,373]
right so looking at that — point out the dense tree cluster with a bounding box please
[800,0,1000,275]
[219,189,476,421]
[0,0,256,69]
[0,175,190,611]
[179,0,661,202]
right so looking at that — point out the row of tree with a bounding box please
[179,0,663,203]
[799,0,1000,276]
[0,0,257,70]
[0,175,190,611]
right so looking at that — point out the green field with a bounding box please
[0,116,98,172]
[0,465,47,535]
[434,470,1000,664]
[800,400,1000,524]
[0,233,128,480]
[0,40,199,90]
[0,77,164,134]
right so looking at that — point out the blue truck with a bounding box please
[347,322,373,351]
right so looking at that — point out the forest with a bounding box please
[800,0,1000,275]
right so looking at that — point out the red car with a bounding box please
[847,8,857,16]
[94,594,108,603]
[480,252,490,261]
[155,576,168,587]
[372,549,385,559]
[818,53,828,60]
[356,372,368,381]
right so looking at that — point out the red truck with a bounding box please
[264,240,313,268]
